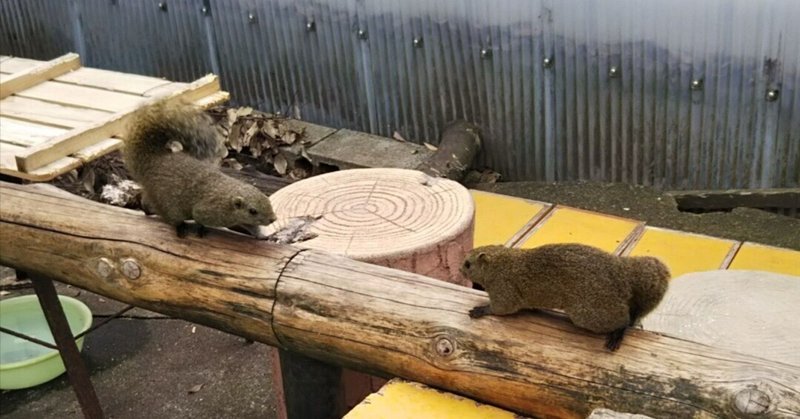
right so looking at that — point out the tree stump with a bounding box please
[642,270,800,366]
[264,168,475,417]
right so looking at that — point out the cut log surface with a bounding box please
[1,182,800,418]
[265,168,475,285]
[642,270,800,366]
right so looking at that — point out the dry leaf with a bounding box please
[423,142,438,151]
[300,148,312,163]
[226,108,238,127]
[283,131,298,145]
[221,158,243,171]
[227,122,243,151]
[263,120,281,139]
[274,153,288,175]
[392,131,407,142]
[187,383,204,394]
[241,122,261,153]
[82,168,96,194]
[236,106,253,117]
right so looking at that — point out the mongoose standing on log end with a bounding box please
[124,101,277,238]
[461,244,670,351]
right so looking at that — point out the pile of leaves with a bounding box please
[206,106,313,180]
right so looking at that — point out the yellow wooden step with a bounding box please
[344,379,520,419]
[517,206,642,254]
[624,227,739,278]
[728,242,800,277]
[470,190,550,248]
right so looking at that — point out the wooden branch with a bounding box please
[0,53,81,99]
[669,188,800,211]
[15,74,222,173]
[1,181,798,418]
[416,120,482,181]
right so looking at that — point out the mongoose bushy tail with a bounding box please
[124,101,228,178]
[123,101,276,238]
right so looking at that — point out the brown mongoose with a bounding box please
[124,101,277,238]
[461,243,670,351]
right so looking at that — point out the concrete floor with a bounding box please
[0,278,278,419]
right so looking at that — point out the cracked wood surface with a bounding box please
[1,181,798,418]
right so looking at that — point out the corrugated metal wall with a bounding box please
[1,0,798,189]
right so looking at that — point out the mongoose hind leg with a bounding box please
[196,224,207,238]
[176,222,191,238]
[605,305,644,351]
[605,327,627,351]
[568,302,630,350]
[469,305,491,318]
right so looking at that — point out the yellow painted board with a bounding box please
[344,379,520,419]
[728,242,800,277]
[625,227,738,278]
[519,206,641,253]
[470,190,550,247]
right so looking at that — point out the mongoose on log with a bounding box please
[461,244,670,351]
[124,101,277,238]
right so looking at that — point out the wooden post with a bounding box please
[264,168,475,416]
[1,182,799,419]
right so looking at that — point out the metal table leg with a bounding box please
[24,272,104,419]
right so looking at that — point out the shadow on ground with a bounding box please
[0,283,277,419]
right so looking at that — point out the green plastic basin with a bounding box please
[0,295,93,390]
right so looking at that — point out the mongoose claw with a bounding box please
[605,327,627,351]
[469,305,491,318]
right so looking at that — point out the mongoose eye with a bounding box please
[249,208,258,216]
[463,260,471,269]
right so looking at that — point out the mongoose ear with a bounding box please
[232,196,245,209]
[477,252,487,262]
[166,140,184,153]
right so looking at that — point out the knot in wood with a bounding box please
[733,386,771,415]
[95,258,114,279]
[120,258,141,280]
[434,336,455,357]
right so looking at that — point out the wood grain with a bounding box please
[0,96,114,128]
[55,67,172,95]
[0,53,81,99]
[14,74,222,173]
[1,181,798,418]
[642,270,800,366]
[0,117,68,146]
[266,168,474,284]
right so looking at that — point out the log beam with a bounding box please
[1,181,798,418]
[416,120,482,181]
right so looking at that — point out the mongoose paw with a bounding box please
[605,327,627,352]
[469,305,491,318]
[176,222,190,238]
[196,224,208,238]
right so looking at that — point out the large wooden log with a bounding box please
[1,181,799,418]
[415,120,482,181]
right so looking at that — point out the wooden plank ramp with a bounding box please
[0,53,229,181]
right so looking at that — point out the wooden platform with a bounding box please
[471,190,800,277]
[0,53,229,181]
[344,379,522,419]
